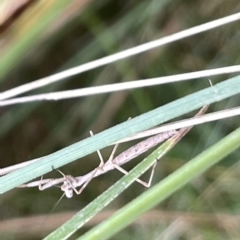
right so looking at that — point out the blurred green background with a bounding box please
[0,0,240,239]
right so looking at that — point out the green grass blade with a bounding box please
[77,126,240,240]
[43,125,181,240]
[0,76,239,194]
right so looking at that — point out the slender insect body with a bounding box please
[112,129,177,166]
[13,107,207,198]
[58,106,208,198]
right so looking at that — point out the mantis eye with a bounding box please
[65,188,73,198]
[61,182,73,198]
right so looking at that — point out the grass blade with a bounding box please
[77,126,240,240]
[0,76,239,194]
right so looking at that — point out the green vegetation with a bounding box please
[0,1,240,239]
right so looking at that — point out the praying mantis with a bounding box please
[1,105,208,198]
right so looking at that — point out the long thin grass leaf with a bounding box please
[77,126,240,240]
[44,122,184,240]
[0,76,239,194]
